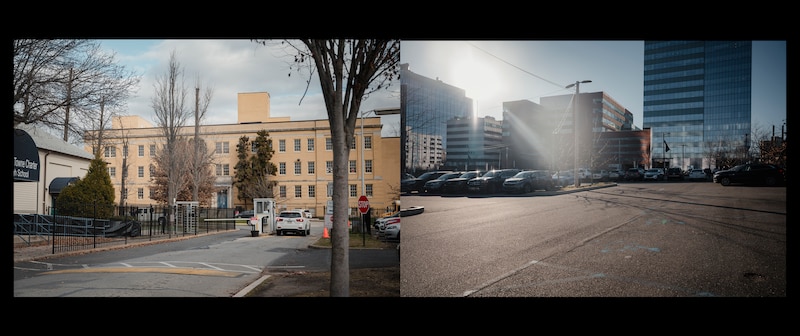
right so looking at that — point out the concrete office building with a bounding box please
[444,116,503,171]
[84,92,400,218]
[643,41,752,171]
[502,92,644,172]
[401,63,473,175]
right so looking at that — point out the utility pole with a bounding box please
[566,80,592,188]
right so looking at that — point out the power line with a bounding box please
[466,41,566,90]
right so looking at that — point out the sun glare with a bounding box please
[452,56,503,115]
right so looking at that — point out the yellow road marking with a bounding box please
[42,267,241,277]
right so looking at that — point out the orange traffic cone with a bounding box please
[323,227,330,238]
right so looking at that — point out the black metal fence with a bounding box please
[14,203,244,255]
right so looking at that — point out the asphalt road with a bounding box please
[400,181,786,297]
[13,221,399,297]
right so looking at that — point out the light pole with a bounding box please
[566,80,591,188]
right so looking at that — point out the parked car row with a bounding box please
[406,168,559,196]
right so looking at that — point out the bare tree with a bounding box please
[13,39,140,144]
[151,51,192,213]
[253,39,399,297]
[149,138,215,206]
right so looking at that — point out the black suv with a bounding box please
[402,171,453,194]
[712,163,786,186]
[666,167,683,180]
[466,168,521,194]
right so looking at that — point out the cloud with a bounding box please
[110,39,399,135]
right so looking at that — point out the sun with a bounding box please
[451,55,503,113]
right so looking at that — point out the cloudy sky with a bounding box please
[98,39,401,137]
[400,40,787,132]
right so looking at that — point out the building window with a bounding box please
[327,183,333,197]
[279,185,286,198]
[149,188,155,199]
[307,138,314,151]
[215,164,230,176]
[349,184,357,197]
[308,161,315,174]
[365,160,373,173]
[251,142,257,153]
[350,139,356,150]
[295,185,302,198]
[149,164,155,177]
[138,145,144,157]
[279,162,286,175]
[279,139,286,152]
[349,160,357,173]
[149,144,156,157]
[365,136,372,149]
[109,167,116,177]
[215,141,229,154]
[325,137,332,150]
[104,146,116,158]
[308,185,315,198]
[326,161,333,174]
[294,139,301,152]
[138,166,144,178]
[366,184,373,197]
[294,161,301,175]
[138,188,144,199]
[123,145,128,158]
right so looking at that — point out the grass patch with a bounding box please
[312,231,396,249]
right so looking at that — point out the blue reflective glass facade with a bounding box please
[401,63,473,173]
[643,41,751,170]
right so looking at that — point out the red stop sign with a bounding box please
[358,195,369,214]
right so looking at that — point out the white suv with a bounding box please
[276,210,310,236]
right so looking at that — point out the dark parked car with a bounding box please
[422,172,463,194]
[442,171,482,194]
[466,168,521,194]
[402,170,453,194]
[502,170,555,194]
[235,210,254,218]
[624,167,645,181]
[713,163,786,186]
[666,167,683,180]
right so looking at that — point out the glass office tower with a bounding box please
[400,63,473,174]
[643,41,752,171]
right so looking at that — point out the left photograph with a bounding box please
[14,39,401,297]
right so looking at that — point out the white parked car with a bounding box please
[276,210,310,236]
[375,212,400,231]
[591,169,609,181]
[687,169,707,181]
[383,223,400,240]
[552,171,574,186]
[643,168,665,181]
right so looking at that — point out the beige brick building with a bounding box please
[85,92,400,218]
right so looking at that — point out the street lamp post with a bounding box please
[566,80,592,188]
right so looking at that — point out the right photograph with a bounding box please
[398,40,787,297]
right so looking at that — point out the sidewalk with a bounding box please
[13,230,233,263]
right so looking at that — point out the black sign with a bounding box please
[14,128,40,182]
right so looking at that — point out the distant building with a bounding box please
[502,92,643,171]
[13,123,93,214]
[83,92,400,218]
[444,115,503,171]
[643,41,752,170]
[401,63,473,174]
